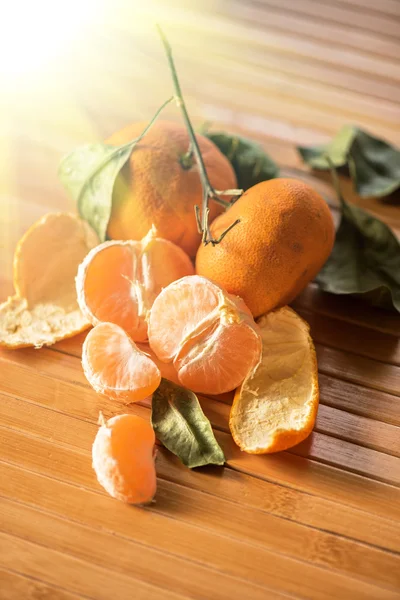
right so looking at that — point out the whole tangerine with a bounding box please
[106,120,237,257]
[196,178,335,317]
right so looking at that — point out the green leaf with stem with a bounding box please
[156,24,242,246]
[316,159,400,312]
[59,96,173,241]
[297,125,400,198]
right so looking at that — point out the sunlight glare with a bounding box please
[0,0,101,77]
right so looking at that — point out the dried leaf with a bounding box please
[298,125,400,198]
[151,379,225,468]
[206,132,279,190]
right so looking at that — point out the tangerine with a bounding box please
[106,120,237,257]
[196,178,335,317]
[148,275,261,395]
[76,226,194,342]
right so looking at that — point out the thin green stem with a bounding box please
[180,141,195,170]
[157,26,209,186]
[157,24,241,245]
[194,205,202,233]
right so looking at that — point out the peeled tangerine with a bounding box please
[76,226,194,342]
[82,322,161,403]
[148,275,262,395]
[92,414,156,504]
[230,307,319,454]
[0,213,98,348]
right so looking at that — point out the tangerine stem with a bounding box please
[194,205,202,234]
[157,24,242,245]
[212,218,241,245]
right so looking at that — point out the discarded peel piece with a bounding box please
[230,307,319,454]
[148,275,262,395]
[82,322,161,403]
[92,413,157,504]
[76,226,194,342]
[0,212,99,348]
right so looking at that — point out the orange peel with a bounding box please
[0,212,98,349]
[230,306,319,454]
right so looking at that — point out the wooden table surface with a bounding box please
[1,1,400,598]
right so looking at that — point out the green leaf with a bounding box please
[58,96,174,241]
[297,125,400,198]
[59,142,134,241]
[348,130,400,197]
[151,379,225,468]
[316,182,400,312]
[298,125,356,170]
[205,132,279,190]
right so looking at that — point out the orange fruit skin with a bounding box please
[92,414,156,504]
[196,179,335,317]
[106,120,237,257]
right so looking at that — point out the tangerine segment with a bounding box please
[76,228,194,342]
[0,212,99,349]
[92,414,156,504]
[148,275,262,395]
[230,307,319,454]
[82,322,161,403]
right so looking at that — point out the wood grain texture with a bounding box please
[1,1,400,598]
[0,569,85,600]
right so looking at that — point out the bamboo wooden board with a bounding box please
[1,1,400,598]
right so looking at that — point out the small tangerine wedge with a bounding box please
[92,413,156,504]
[0,212,98,349]
[76,226,194,342]
[148,275,262,395]
[82,322,161,402]
[230,306,319,454]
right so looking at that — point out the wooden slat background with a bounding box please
[0,1,400,598]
